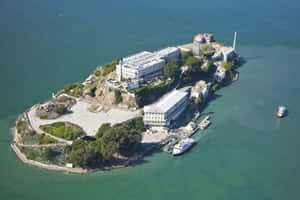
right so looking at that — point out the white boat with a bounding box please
[172,138,196,156]
[277,106,287,118]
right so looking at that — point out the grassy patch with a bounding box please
[40,122,86,141]
[38,134,57,144]
[101,58,121,76]
[62,83,83,97]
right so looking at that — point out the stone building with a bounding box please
[190,80,211,99]
[192,33,214,56]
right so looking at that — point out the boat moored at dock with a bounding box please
[172,138,196,156]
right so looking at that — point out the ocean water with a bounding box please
[1,0,300,199]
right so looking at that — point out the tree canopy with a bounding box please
[163,59,181,78]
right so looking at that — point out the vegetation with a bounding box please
[43,147,57,161]
[185,56,202,72]
[67,140,103,168]
[27,151,39,160]
[65,117,144,168]
[38,134,57,144]
[98,117,144,159]
[96,123,111,138]
[16,119,28,134]
[94,70,101,76]
[40,122,86,140]
[202,44,215,57]
[114,90,123,104]
[195,97,203,104]
[101,58,121,76]
[98,90,103,96]
[212,83,220,91]
[62,83,83,97]
[132,78,175,107]
[201,60,213,73]
[88,85,97,97]
[223,61,234,71]
[54,104,68,115]
[181,51,193,64]
[163,58,181,78]
[20,146,39,160]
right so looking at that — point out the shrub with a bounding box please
[54,104,67,115]
[94,70,101,76]
[212,83,220,91]
[27,151,39,160]
[223,61,234,71]
[101,58,121,76]
[38,134,57,144]
[88,85,97,97]
[163,59,180,78]
[96,123,111,138]
[43,147,56,161]
[98,90,103,96]
[40,122,85,140]
[63,84,77,93]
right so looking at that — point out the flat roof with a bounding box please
[154,47,179,57]
[120,47,179,70]
[144,90,188,113]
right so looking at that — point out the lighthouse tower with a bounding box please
[233,32,237,51]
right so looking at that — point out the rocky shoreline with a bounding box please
[11,35,242,173]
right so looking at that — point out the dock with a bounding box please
[160,115,211,154]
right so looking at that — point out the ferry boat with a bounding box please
[172,138,196,156]
[277,106,287,118]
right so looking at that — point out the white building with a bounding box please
[221,47,235,62]
[214,62,226,83]
[191,80,211,99]
[116,47,180,82]
[154,47,181,62]
[143,90,189,128]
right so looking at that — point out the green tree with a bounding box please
[163,59,180,78]
[223,61,234,71]
[185,56,202,72]
[114,90,123,104]
[68,145,102,168]
[96,123,111,138]
[181,51,193,63]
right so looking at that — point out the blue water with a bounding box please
[1,0,300,199]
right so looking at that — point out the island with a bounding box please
[11,32,242,174]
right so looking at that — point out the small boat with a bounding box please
[172,138,196,156]
[277,106,287,118]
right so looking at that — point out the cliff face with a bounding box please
[81,67,138,109]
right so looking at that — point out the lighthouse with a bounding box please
[233,32,237,51]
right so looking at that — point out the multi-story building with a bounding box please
[214,62,226,83]
[143,90,189,128]
[116,47,180,82]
